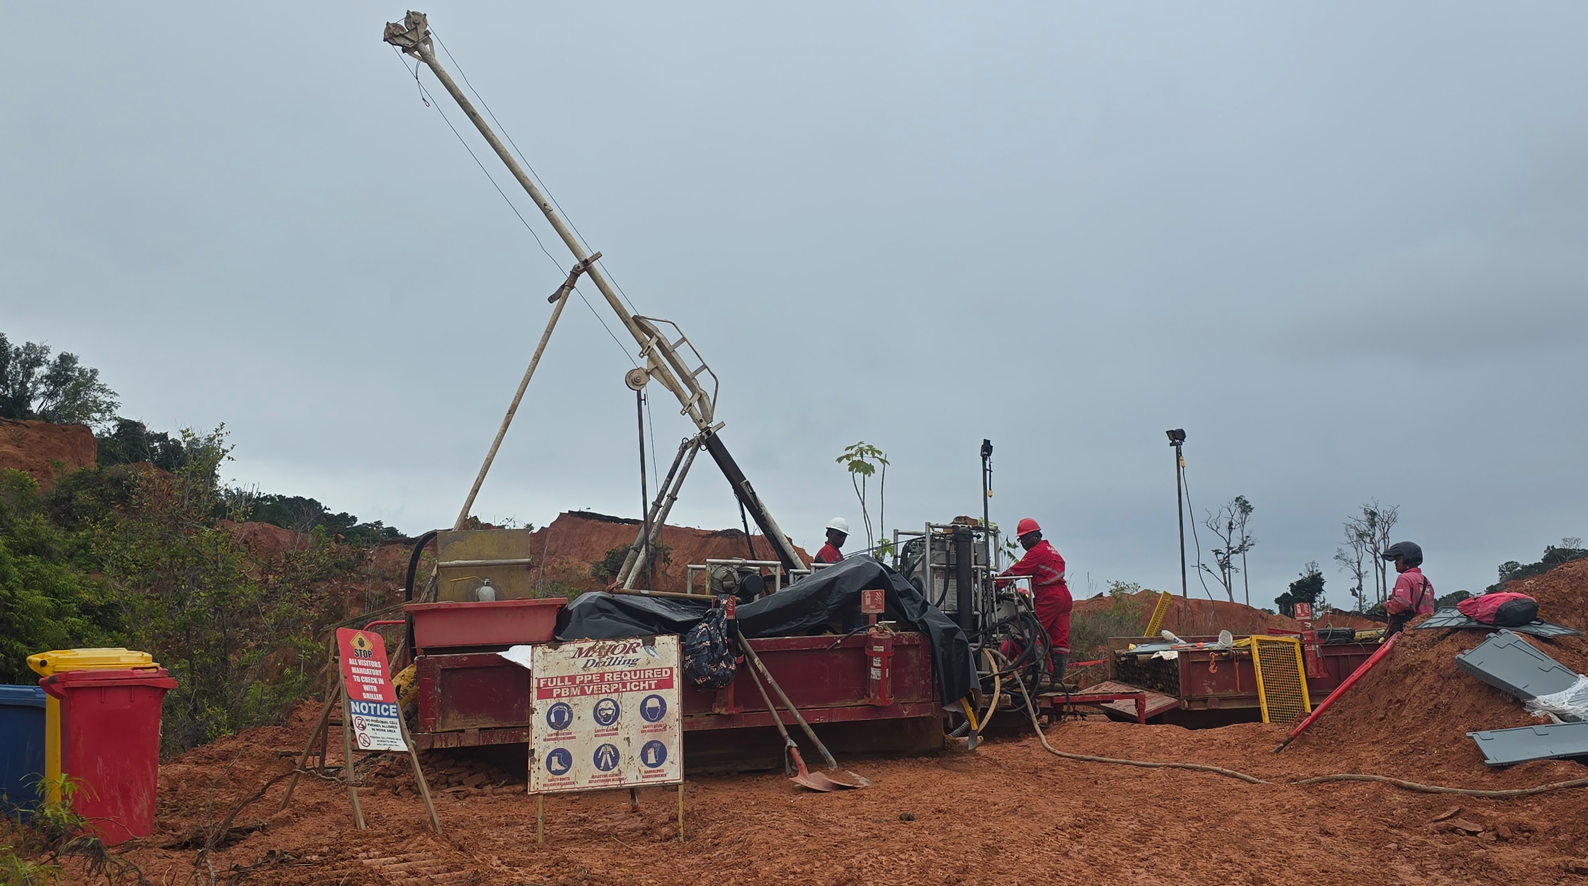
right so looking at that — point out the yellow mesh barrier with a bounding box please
[1247,636,1312,725]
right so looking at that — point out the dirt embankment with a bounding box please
[1292,556,1588,786]
[0,418,95,489]
[528,511,813,595]
[1071,588,1305,637]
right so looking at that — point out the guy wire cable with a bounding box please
[392,47,642,373]
[432,31,643,316]
[1178,454,1218,600]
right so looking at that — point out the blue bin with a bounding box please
[0,684,47,812]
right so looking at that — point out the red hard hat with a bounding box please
[1016,518,1041,537]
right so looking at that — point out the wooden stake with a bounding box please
[677,782,685,843]
[278,690,335,812]
[338,684,366,830]
[396,706,442,834]
[537,794,545,844]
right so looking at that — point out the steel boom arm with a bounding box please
[384,12,805,573]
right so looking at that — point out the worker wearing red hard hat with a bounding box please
[814,517,849,565]
[997,518,1073,684]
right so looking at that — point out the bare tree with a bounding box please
[1201,497,1255,603]
[1334,526,1369,612]
[1341,502,1398,606]
[1232,496,1255,606]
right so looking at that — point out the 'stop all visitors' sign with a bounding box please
[336,628,407,753]
[1292,603,1313,622]
[527,636,682,794]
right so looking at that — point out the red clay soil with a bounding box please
[0,418,95,489]
[528,511,812,595]
[83,559,1588,884]
[1071,588,1306,636]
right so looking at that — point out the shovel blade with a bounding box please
[787,746,838,792]
[823,769,872,789]
[790,771,839,792]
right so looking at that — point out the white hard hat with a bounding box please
[826,517,850,534]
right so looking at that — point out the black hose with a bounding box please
[403,530,440,661]
[403,530,441,606]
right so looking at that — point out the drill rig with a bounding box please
[381,12,951,765]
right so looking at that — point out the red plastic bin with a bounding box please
[38,667,177,845]
[404,598,567,652]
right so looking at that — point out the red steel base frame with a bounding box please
[410,632,945,750]
[1040,691,1149,724]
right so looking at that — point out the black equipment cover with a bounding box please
[558,556,978,706]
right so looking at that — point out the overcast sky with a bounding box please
[4,3,1585,607]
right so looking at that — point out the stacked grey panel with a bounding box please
[1453,630,1581,703]
[1416,609,1582,638]
[1468,723,1588,766]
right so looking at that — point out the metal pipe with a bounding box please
[385,13,805,576]
[618,436,694,588]
[637,389,652,589]
[453,287,571,529]
[436,557,534,569]
[1175,441,1188,624]
[703,432,804,572]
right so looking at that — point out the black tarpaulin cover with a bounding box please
[556,555,978,706]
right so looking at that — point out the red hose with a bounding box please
[1274,632,1398,753]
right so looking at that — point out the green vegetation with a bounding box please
[242,492,403,545]
[1275,561,1325,618]
[1066,581,1148,660]
[835,441,889,556]
[0,427,371,756]
[94,417,195,472]
[0,335,118,432]
[590,542,670,584]
[0,775,138,886]
[1490,538,1588,593]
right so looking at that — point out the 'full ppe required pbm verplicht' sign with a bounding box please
[526,636,682,794]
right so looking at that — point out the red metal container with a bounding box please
[404,598,566,652]
[38,667,177,845]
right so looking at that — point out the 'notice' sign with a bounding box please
[522,636,682,794]
[336,628,407,753]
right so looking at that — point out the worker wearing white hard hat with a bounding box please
[815,517,849,564]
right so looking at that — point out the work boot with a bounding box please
[1050,652,1068,686]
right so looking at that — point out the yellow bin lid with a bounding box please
[27,648,156,677]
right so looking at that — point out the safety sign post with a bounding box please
[517,635,684,843]
[278,628,440,833]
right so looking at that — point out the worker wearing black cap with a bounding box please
[1383,541,1434,637]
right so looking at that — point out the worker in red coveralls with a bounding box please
[1382,540,1434,637]
[814,517,849,565]
[997,518,1072,685]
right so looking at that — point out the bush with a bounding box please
[1067,582,1149,660]
[0,428,372,756]
[1491,540,1588,593]
[0,471,121,683]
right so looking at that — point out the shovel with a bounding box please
[741,653,839,792]
[738,629,872,789]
